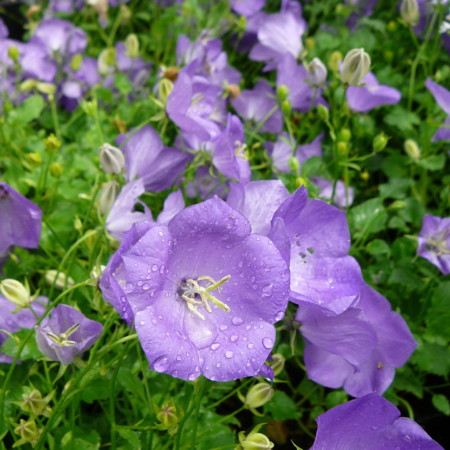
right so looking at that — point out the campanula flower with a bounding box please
[425,78,450,141]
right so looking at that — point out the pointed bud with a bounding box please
[372,133,388,152]
[341,48,371,86]
[99,143,125,174]
[98,48,116,76]
[317,104,329,121]
[237,425,274,450]
[120,4,132,24]
[8,46,20,63]
[288,156,300,174]
[276,85,289,102]
[125,34,139,58]
[280,100,292,116]
[99,180,120,215]
[307,58,327,86]
[404,139,421,161]
[156,400,182,430]
[44,270,75,290]
[36,82,56,96]
[71,54,83,72]
[269,353,285,376]
[400,0,420,27]
[19,79,37,92]
[45,134,61,153]
[243,383,274,409]
[337,141,348,157]
[49,162,63,178]
[0,279,32,309]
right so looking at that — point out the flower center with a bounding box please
[46,323,80,347]
[178,275,231,320]
[425,229,450,256]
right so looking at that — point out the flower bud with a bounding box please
[156,400,181,430]
[13,419,41,447]
[0,279,32,309]
[329,51,343,73]
[237,425,274,450]
[270,353,285,376]
[8,46,20,63]
[49,162,63,178]
[360,170,370,182]
[98,48,116,76]
[390,200,407,210]
[120,4,132,24]
[99,143,125,174]
[45,270,75,290]
[317,104,329,121]
[400,0,420,27]
[338,128,351,142]
[243,383,274,409]
[337,141,348,157]
[305,37,315,51]
[26,152,43,166]
[341,48,371,86]
[125,34,139,59]
[158,78,174,104]
[373,133,388,152]
[404,139,421,161]
[70,54,83,72]
[280,100,292,116]
[276,85,289,102]
[288,156,300,174]
[45,134,61,153]
[99,180,120,215]
[36,82,56,96]
[307,58,327,86]
[19,79,37,92]
[20,389,52,417]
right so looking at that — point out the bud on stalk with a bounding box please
[400,0,420,27]
[99,143,125,174]
[341,48,371,86]
[0,279,32,309]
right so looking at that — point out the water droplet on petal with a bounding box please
[262,284,273,297]
[262,338,273,349]
[211,343,220,350]
[153,356,169,372]
[188,373,196,381]
[230,335,238,342]
[231,316,243,326]
[151,264,158,272]
[176,355,182,361]
[247,343,254,349]
[219,324,228,331]
[225,351,234,359]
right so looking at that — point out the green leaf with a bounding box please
[348,198,387,237]
[425,282,450,341]
[432,394,450,416]
[117,429,141,449]
[379,178,413,199]
[411,342,450,376]
[417,154,446,171]
[80,378,110,403]
[366,239,391,257]
[114,73,133,96]
[8,95,45,124]
[264,391,300,420]
[1,328,42,361]
[384,106,420,132]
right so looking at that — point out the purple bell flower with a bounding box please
[0,295,46,364]
[231,0,266,17]
[99,197,290,381]
[0,18,8,39]
[296,133,324,164]
[185,166,228,200]
[312,177,355,208]
[265,133,295,173]
[425,78,450,141]
[311,393,444,449]
[0,182,42,259]
[35,304,103,365]
[346,71,401,113]
[417,214,450,274]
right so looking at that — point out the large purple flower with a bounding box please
[311,393,444,449]
[417,214,450,274]
[99,198,290,381]
[0,183,42,258]
[425,78,450,141]
[297,284,417,397]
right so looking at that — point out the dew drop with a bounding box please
[219,324,228,331]
[151,264,158,272]
[176,355,182,361]
[247,343,254,349]
[225,351,234,359]
[230,335,238,342]
[231,316,243,326]
[142,283,150,290]
[211,343,220,351]
[262,338,273,349]
[188,373,196,381]
[262,283,273,297]
[275,310,285,321]
[140,320,146,326]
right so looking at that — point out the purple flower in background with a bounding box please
[231,0,265,16]
[0,295,46,364]
[296,133,324,164]
[117,125,191,192]
[346,72,401,113]
[311,393,444,449]
[0,18,8,39]
[265,133,295,173]
[425,78,450,141]
[346,0,379,30]
[0,182,42,259]
[186,166,227,200]
[312,177,355,208]
[232,80,282,133]
[417,214,450,274]
[99,197,290,381]
[35,304,103,365]
[298,284,416,397]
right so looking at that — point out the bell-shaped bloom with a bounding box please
[296,133,324,164]
[346,71,401,112]
[117,125,191,192]
[265,133,295,173]
[297,284,417,398]
[311,177,355,208]
[231,0,265,16]
[0,183,42,257]
[417,214,450,274]
[232,80,283,133]
[312,393,444,449]
[0,295,46,363]
[99,197,290,381]
[425,78,450,141]
[186,166,228,200]
[35,304,103,365]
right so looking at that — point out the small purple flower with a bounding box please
[417,214,450,274]
[99,197,290,381]
[0,295,46,364]
[231,0,266,16]
[312,177,355,208]
[425,78,450,141]
[0,182,42,258]
[311,393,444,449]
[0,18,8,39]
[346,71,401,113]
[35,304,103,365]
[265,133,295,173]
[186,166,227,200]
[296,133,324,164]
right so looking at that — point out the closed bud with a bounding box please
[98,48,116,76]
[158,78,174,104]
[269,353,285,376]
[26,152,43,166]
[280,100,292,116]
[317,104,329,121]
[156,400,181,430]
[387,21,397,32]
[288,156,300,174]
[45,134,61,153]
[71,54,83,72]
[19,79,37,92]
[307,57,327,86]
[20,389,52,417]
[276,85,289,102]
[390,200,407,210]
[329,51,343,73]
[8,45,20,63]
[163,66,179,82]
[338,128,351,142]
[120,5,132,24]
[360,170,370,181]
[244,383,274,409]
[373,133,388,152]
[0,279,32,309]
[404,139,421,161]
[341,48,371,86]
[305,37,315,51]
[125,34,139,58]
[295,176,307,188]
[400,0,420,27]
[99,143,125,174]
[237,425,274,450]
[337,141,348,157]
[45,270,75,290]
[49,162,63,178]
[99,180,120,215]
[36,82,56,96]
[74,216,83,232]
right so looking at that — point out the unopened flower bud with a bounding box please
[329,51,343,73]
[338,128,351,142]
[337,141,348,157]
[288,156,300,174]
[99,180,120,215]
[49,162,63,178]
[0,279,32,309]
[26,152,43,166]
[237,425,274,450]
[307,57,327,86]
[270,353,285,376]
[45,134,61,153]
[8,46,20,63]
[243,383,274,409]
[280,100,292,116]
[317,104,329,120]
[276,85,289,102]
[163,66,179,82]
[404,139,421,161]
[158,78,174,104]
[156,400,181,430]
[71,54,83,72]
[36,82,56,96]
[125,34,139,58]
[305,37,315,51]
[120,5,132,24]
[373,133,388,152]
[99,143,125,174]
[400,0,420,27]
[341,48,371,86]
[98,48,116,76]
[360,170,370,181]
[390,200,407,210]
[19,79,37,92]
[45,270,75,290]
